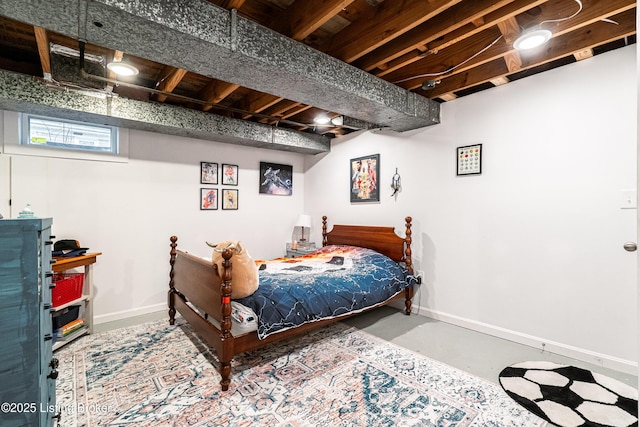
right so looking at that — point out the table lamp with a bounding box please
[295,214,311,242]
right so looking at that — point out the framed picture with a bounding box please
[350,154,380,203]
[200,188,218,210]
[259,162,292,195]
[457,144,482,175]
[222,163,238,185]
[200,162,218,184]
[222,189,239,210]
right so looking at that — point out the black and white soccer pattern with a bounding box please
[499,361,637,427]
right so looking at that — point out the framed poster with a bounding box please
[200,162,218,184]
[200,188,218,210]
[222,189,238,210]
[457,144,482,175]
[259,162,292,195]
[350,154,380,203]
[222,163,238,185]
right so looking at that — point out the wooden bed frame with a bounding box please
[168,215,414,391]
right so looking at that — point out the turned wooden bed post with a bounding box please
[168,236,178,325]
[322,215,328,246]
[219,248,234,391]
[404,216,414,316]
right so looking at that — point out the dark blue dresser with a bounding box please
[0,218,57,426]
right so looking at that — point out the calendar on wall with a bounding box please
[457,144,482,176]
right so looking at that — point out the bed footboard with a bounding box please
[168,236,236,390]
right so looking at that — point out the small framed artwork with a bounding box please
[222,189,239,210]
[201,162,218,184]
[259,162,293,195]
[222,163,238,185]
[457,144,482,175]
[200,188,218,210]
[350,154,380,203]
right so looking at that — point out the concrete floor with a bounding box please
[95,305,637,388]
[342,306,637,388]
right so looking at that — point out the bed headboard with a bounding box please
[321,215,413,273]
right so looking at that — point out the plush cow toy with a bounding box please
[206,240,259,299]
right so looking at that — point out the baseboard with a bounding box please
[94,303,167,325]
[95,301,637,376]
[411,304,638,376]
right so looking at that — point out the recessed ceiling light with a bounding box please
[513,27,552,51]
[314,115,331,125]
[106,62,139,76]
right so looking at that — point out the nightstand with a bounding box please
[286,242,316,257]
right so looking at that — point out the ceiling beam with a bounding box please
[329,0,463,63]
[33,26,51,79]
[272,0,356,41]
[387,0,635,92]
[155,66,188,102]
[0,69,331,154]
[371,0,548,79]
[0,0,439,132]
[428,9,635,98]
[354,0,517,73]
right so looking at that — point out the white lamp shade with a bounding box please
[295,214,311,228]
[513,27,552,51]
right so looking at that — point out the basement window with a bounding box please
[21,114,118,154]
[3,112,128,163]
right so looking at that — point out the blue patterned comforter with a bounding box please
[236,245,416,339]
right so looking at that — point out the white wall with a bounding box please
[304,46,638,373]
[1,120,305,323]
[0,44,635,373]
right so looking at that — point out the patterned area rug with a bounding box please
[56,318,545,426]
[499,361,638,427]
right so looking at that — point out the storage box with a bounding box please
[52,273,84,307]
[52,305,80,330]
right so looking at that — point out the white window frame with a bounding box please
[1,111,129,163]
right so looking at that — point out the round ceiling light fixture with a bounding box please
[313,115,331,125]
[106,62,139,76]
[513,27,552,51]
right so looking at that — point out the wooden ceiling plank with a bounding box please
[112,50,124,62]
[497,16,520,45]
[241,93,283,120]
[355,0,515,72]
[384,0,634,86]
[222,0,246,10]
[268,100,302,117]
[425,0,550,53]
[490,76,510,86]
[574,49,594,61]
[386,28,506,87]
[497,17,522,72]
[281,104,312,120]
[201,81,241,111]
[533,0,636,39]
[438,93,458,101]
[156,67,188,102]
[274,0,356,41]
[371,0,549,77]
[330,0,463,63]
[427,9,635,98]
[426,58,510,97]
[33,25,51,77]
[501,51,522,73]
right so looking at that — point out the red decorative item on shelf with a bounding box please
[52,273,84,308]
